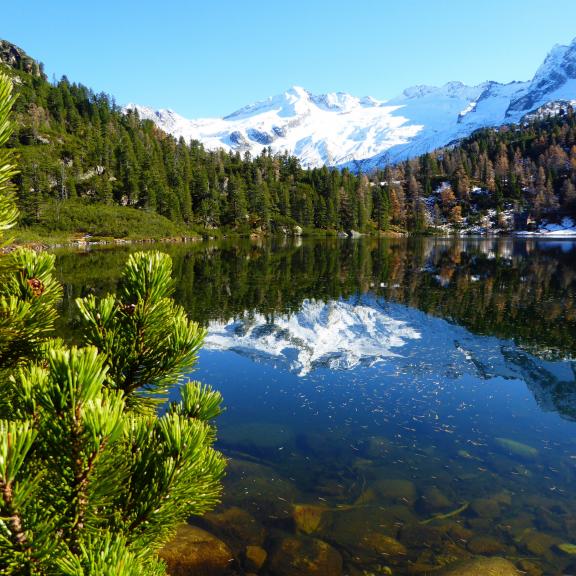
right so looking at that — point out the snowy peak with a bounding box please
[126,37,576,168]
[224,85,383,121]
[533,40,576,85]
[402,81,482,101]
[507,38,576,116]
[224,86,311,120]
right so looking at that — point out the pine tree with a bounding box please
[0,73,225,575]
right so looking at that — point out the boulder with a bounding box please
[160,524,235,576]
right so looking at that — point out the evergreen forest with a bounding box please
[2,39,576,239]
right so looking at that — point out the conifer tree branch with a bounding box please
[0,72,225,567]
[0,478,28,548]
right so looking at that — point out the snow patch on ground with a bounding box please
[516,217,576,237]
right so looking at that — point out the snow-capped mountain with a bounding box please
[204,297,576,420]
[126,37,576,169]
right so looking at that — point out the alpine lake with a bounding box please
[53,237,576,576]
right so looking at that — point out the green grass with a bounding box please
[14,200,195,244]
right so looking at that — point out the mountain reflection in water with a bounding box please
[204,295,576,423]
[54,237,576,575]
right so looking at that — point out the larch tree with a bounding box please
[0,72,225,575]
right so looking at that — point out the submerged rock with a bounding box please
[400,524,445,549]
[371,478,417,504]
[469,497,501,519]
[516,559,544,576]
[331,504,413,548]
[558,542,576,555]
[219,422,295,452]
[293,503,331,534]
[267,536,343,576]
[200,506,266,553]
[417,486,453,513]
[411,541,471,572]
[160,524,235,576]
[359,532,407,558]
[520,530,560,556]
[438,556,521,575]
[494,437,539,459]
[223,458,300,517]
[243,545,267,572]
[466,536,509,555]
[364,436,392,459]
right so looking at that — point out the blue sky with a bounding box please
[2,0,576,117]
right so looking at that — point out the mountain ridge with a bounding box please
[127,37,576,169]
